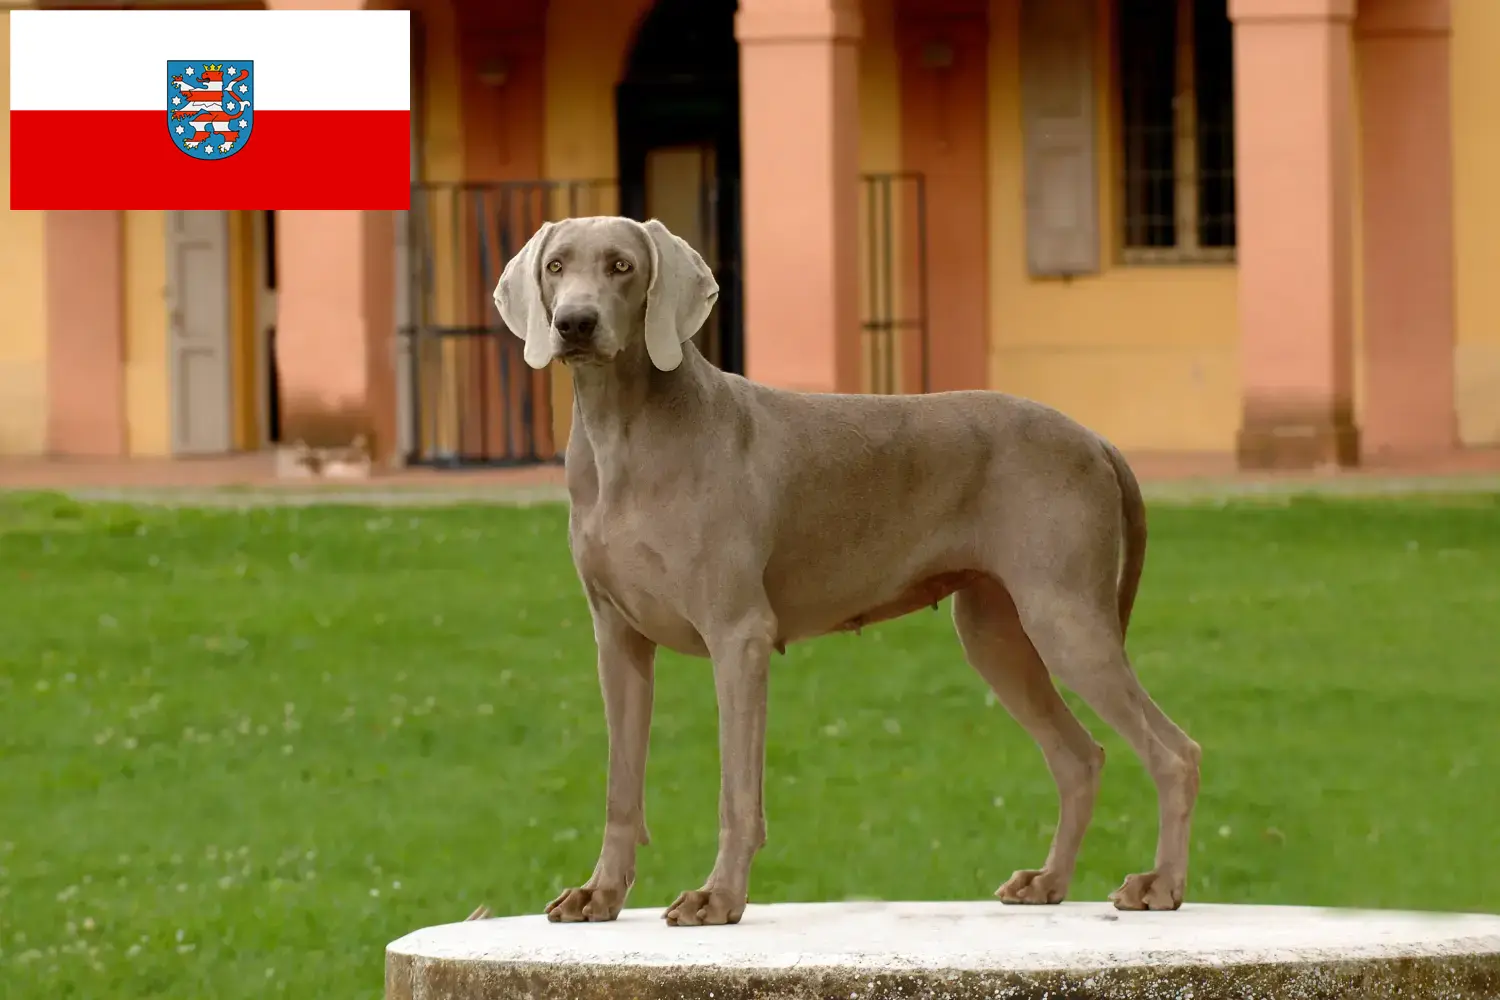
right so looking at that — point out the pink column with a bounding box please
[264,0,396,465]
[1356,0,1457,460]
[736,0,863,394]
[1231,0,1359,469]
[46,211,126,457]
[275,211,398,464]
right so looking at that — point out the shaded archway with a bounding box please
[616,0,743,374]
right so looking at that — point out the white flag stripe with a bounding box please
[9,9,409,112]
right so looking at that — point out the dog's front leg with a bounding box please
[546,597,656,923]
[664,610,775,927]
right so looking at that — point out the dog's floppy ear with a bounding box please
[493,221,556,371]
[641,218,719,372]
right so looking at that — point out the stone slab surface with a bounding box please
[386,901,1500,1000]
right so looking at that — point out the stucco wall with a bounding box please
[860,0,902,175]
[1451,0,1500,446]
[123,211,171,457]
[0,10,50,457]
[544,0,651,183]
[985,0,1240,453]
[416,0,462,184]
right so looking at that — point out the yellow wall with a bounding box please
[985,0,1239,453]
[0,11,49,456]
[978,0,1491,452]
[859,0,902,175]
[544,0,651,183]
[418,0,463,184]
[123,211,171,456]
[1451,0,1500,446]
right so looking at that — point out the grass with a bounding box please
[0,489,1497,998]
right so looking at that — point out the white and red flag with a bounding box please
[9,9,410,210]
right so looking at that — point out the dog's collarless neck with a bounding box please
[569,344,712,472]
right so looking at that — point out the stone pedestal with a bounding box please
[386,900,1500,999]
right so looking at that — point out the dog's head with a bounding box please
[493,216,719,372]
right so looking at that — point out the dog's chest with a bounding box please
[571,501,705,655]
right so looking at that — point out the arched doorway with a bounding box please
[616,0,742,374]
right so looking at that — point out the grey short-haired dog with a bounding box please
[482,215,1200,927]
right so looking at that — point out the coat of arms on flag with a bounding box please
[167,60,254,159]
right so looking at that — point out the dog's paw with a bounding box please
[1108,870,1183,911]
[995,868,1069,905]
[662,888,745,926]
[545,884,627,923]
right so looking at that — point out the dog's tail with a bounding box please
[1101,440,1148,639]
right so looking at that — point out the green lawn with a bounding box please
[0,489,1497,998]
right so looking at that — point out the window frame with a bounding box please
[1115,0,1237,266]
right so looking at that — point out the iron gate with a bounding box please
[399,173,928,467]
[860,171,929,396]
[399,180,616,467]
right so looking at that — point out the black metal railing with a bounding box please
[860,172,929,395]
[400,172,928,467]
[399,180,618,467]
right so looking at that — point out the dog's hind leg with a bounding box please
[953,576,1105,904]
[1006,574,1201,912]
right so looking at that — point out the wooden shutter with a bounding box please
[1020,0,1100,277]
[166,210,233,455]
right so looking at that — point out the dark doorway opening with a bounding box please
[263,209,282,445]
[616,0,743,375]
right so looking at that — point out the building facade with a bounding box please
[2,0,1496,470]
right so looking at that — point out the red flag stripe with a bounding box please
[10,109,410,210]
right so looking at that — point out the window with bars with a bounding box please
[1118,0,1236,262]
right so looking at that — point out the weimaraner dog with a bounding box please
[476,215,1200,927]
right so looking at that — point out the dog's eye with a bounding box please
[546,260,562,274]
[613,260,632,273]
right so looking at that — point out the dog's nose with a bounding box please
[553,306,598,343]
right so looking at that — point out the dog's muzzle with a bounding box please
[553,305,598,346]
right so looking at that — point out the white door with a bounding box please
[166,210,233,455]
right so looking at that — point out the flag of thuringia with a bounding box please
[8,9,410,210]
